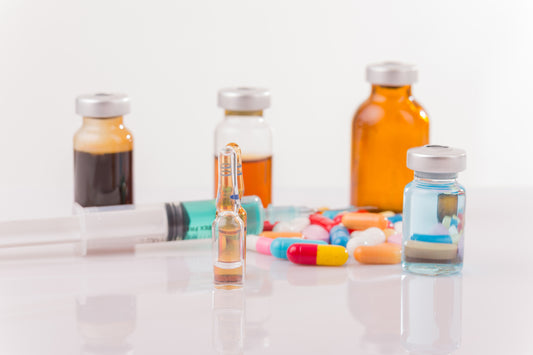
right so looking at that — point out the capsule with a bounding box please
[387,214,402,224]
[287,244,349,266]
[329,225,350,247]
[353,243,401,264]
[260,231,302,239]
[411,233,452,244]
[270,238,327,259]
[246,235,274,255]
[309,213,336,231]
[342,212,389,230]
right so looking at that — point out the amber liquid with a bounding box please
[350,85,429,212]
[214,221,243,285]
[214,155,272,207]
[74,150,133,207]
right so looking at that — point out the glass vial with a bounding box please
[214,87,273,207]
[402,145,466,276]
[350,62,429,212]
[213,145,245,287]
[74,93,133,207]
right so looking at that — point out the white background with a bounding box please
[0,0,532,216]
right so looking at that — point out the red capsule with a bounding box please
[333,214,344,225]
[309,213,336,232]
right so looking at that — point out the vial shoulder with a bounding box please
[73,124,133,153]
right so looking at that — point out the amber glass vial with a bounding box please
[351,62,429,212]
[214,88,273,207]
[74,93,134,207]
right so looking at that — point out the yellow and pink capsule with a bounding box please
[287,244,348,266]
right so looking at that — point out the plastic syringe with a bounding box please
[0,196,314,255]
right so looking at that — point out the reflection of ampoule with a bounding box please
[212,288,245,355]
[213,146,245,286]
[227,143,247,263]
[401,273,462,354]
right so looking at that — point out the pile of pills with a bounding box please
[246,209,403,267]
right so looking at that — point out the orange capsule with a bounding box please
[260,231,302,239]
[354,243,401,264]
[342,212,389,230]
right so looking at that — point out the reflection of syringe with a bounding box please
[0,196,314,255]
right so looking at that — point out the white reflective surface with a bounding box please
[0,188,531,354]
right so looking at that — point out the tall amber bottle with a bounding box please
[351,62,429,212]
[214,87,273,207]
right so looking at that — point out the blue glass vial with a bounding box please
[402,145,466,276]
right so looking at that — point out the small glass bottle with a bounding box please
[214,87,273,207]
[402,145,466,276]
[74,93,134,207]
[213,145,245,287]
[351,62,429,212]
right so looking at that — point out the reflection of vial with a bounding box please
[212,288,245,355]
[214,88,273,207]
[76,294,136,355]
[402,145,466,276]
[213,146,245,286]
[350,62,429,212]
[74,93,134,207]
[401,274,462,354]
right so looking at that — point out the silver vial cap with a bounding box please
[76,93,131,118]
[218,87,271,111]
[366,62,418,86]
[407,145,466,174]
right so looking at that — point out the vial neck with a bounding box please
[83,116,125,127]
[414,172,458,182]
[371,85,412,100]
[225,110,263,117]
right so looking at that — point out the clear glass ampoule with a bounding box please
[213,145,245,287]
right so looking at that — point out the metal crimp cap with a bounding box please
[218,87,271,111]
[407,145,466,174]
[366,62,418,86]
[76,93,131,118]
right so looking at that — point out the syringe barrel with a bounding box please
[78,203,168,255]
[0,196,265,254]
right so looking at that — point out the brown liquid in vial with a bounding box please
[214,155,272,207]
[74,150,133,207]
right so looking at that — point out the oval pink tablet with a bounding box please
[387,232,402,245]
[302,224,330,243]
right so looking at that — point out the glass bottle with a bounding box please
[351,62,429,212]
[402,145,466,276]
[74,93,133,207]
[214,87,273,207]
